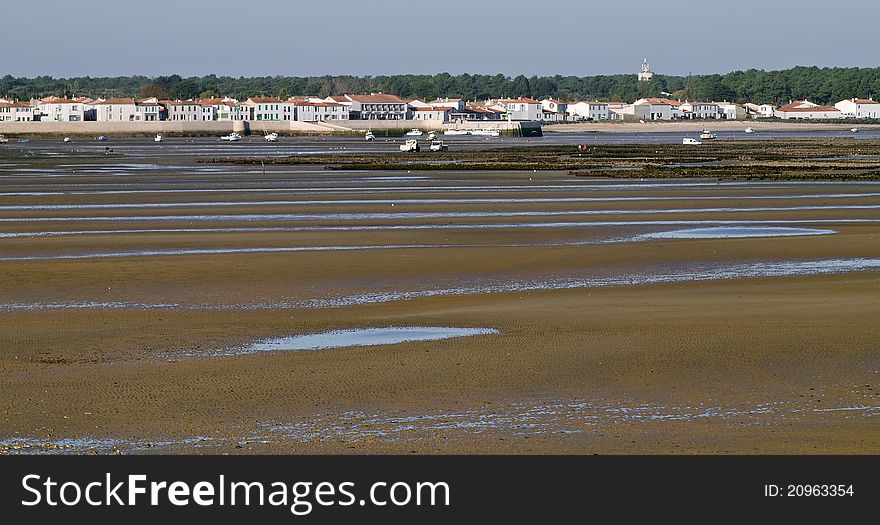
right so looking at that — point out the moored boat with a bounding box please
[405,128,424,136]
[471,128,500,137]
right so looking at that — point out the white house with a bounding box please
[213,99,249,121]
[345,93,408,120]
[679,101,721,119]
[412,106,452,122]
[291,101,350,122]
[429,98,466,111]
[714,102,745,120]
[135,98,163,121]
[164,100,201,121]
[95,98,139,122]
[775,100,842,119]
[631,98,682,120]
[450,105,505,122]
[567,101,613,121]
[834,98,880,119]
[38,98,85,122]
[246,97,282,121]
[744,103,777,118]
[0,101,34,122]
[541,98,568,114]
[486,98,543,121]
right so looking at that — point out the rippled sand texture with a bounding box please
[1,147,879,454]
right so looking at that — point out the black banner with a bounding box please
[0,456,874,522]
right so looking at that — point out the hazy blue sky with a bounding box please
[3,0,876,78]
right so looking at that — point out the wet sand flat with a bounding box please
[1,148,878,454]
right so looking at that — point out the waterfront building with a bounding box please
[834,98,880,119]
[345,93,408,120]
[163,100,201,121]
[95,98,139,121]
[486,98,543,121]
[775,100,842,119]
[429,98,466,111]
[679,101,721,119]
[743,103,777,118]
[0,101,34,121]
[411,106,453,122]
[631,98,682,120]
[245,97,282,121]
[37,98,85,122]
[566,101,613,121]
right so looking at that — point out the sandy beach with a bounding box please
[1,138,878,454]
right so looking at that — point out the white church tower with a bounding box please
[638,58,655,82]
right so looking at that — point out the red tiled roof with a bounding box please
[95,98,136,105]
[496,97,540,104]
[413,106,451,111]
[346,93,406,104]
[777,105,839,112]
[248,97,281,104]
[39,98,78,104]
[639,98,682,106]
[0,102,32,108]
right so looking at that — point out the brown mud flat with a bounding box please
[1,151,879,454]
[204,139,880,179]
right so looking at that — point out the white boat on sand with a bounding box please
[265,132,279,142]
[444,129,469,136]
[471,128,500,137]
[154,134,163,143]
[683,137,703,145]
[220,133,242,142]
[744,127,755,134]
[365,130,375,141]
[405,129,424,136]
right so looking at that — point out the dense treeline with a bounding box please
[2,67,880,105]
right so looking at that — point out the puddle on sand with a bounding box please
[642,226,836,239]
[230,327,498,355]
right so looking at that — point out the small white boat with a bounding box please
[265,132,279,142]
[744,127,755,134]
[220,132,242,142]
[0,136,8,144]
[471,128,500,137]
[63,137,71,143]
[683,137,703,145]
[427,131,437,140]
[365,130,375,141]
[154,134,163,143]
[444,129,470,136]
[96,136,108,142]
[699,129,717,140]
[405,128,424,136]
[851,128,859,133]
[429,140,448,152]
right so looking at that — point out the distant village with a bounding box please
[2,61,879,124]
